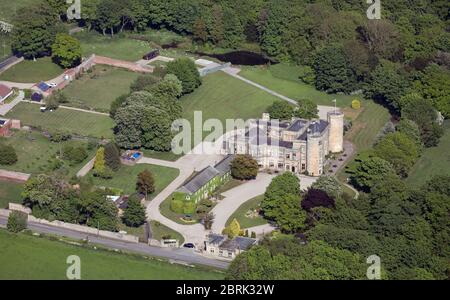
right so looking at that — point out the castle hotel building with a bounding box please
[222,111,344,176]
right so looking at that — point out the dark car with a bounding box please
[183,243,195,249]
[143,49,160,60]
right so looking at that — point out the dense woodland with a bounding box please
[9,0,450,116]
[3,0,449,280]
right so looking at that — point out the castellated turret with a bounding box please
[327,111,344,153]
[306,129,322,176]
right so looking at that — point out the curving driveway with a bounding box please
[141,148,319,247]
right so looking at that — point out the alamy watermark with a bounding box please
[366,255,381,279]
[66,255,81,280]
[67,0,81,20]
[366,0,382,20]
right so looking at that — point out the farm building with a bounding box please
[172,155,234,205]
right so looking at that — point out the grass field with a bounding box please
[240,64,357,107]
[0,57,63,83]
[180,72,280,142]
[0,130,95,176]
[0,181,23,209]
[407,121,450,187]
[150,221,185,245]
[338,101,390,181]
[6,102,115,139]
[225,195,267,229]
[0,0,35,22]
[0,230,223,279]
[75,32,153,62]
[89,164,179,196]
[0,34,12,61]
[64,66,139,112]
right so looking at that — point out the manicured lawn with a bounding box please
[0,34,12,61]
[141,149,182,162]
[0,181,23,209]
[0,0,35,22]
[6,102,115,139]
[0,130,95,176]
[180,72,281,143]
[89,164,179,196]
[160,194,201,225]
[0,230,223,279]
[150,221,185,245]
[225,195,268,229]
[0,57,63,83]
[240,64,357,107]
[63,66,139,112]
[338,101,390,181]
[407,121,450,187]
[344,101,391,151]
[75,32,153,62]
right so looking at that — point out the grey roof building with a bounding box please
[205,234,257,259]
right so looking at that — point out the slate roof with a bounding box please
[219,236,257,251]
[208,234,226,245]
[177,166,219,194]
[214,155,234,176]
[298,120,329,140]
[286,119,308,132]
[176,155,235,195]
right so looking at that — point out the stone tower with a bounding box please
[306,130,322,176]
[327,111,344,153]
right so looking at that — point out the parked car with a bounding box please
[48,82,57,88]
[143,49,160,60]
[183,243,195,249]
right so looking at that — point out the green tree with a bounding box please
[0,144,18,165]
[267,101,293,120]
[104,143,121,171]
[166,58,201,94]
[7,211,28,233]
[230,155,258,180]
[223,218,241,239]
[396,118,422,149]
[11,5,59,59]
[93,147,106,174]
[313,44,358,94]
[414,63,450,118]
[262,173,305,232]
[374,132,420,177]
[401,95,444,147]
[51,33,82,68]
[294,99,319,119]
[351,157,397,191]
[136,170,155,198]
[122,194,146,227]
[310,176,342,199]
[363,63,410,111]
[149,74,183,99]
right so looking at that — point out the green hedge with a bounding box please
[170,199,184,214]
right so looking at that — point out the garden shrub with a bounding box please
[183,201,197,215]
[170,199,184,214]
[0,144,18,165]
[351,99,361,110]
[7,211,28,233]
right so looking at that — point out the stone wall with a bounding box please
[8,203,31,214]
[2,204,139,243]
